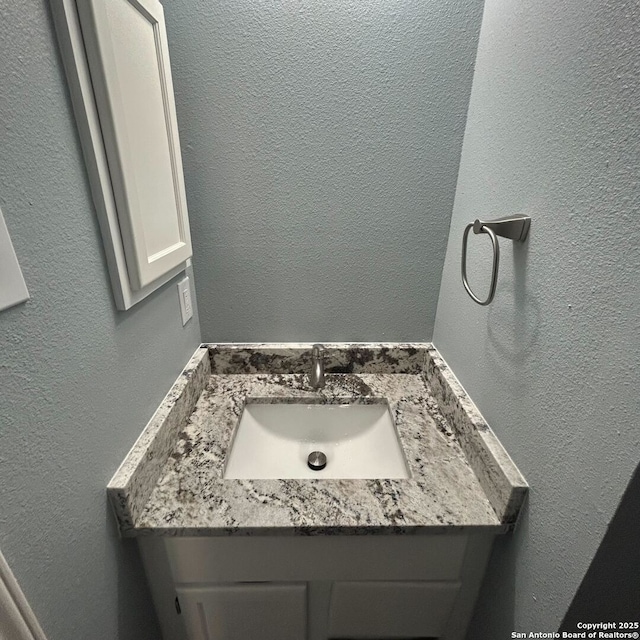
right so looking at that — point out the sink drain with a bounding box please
[307,451,327,471]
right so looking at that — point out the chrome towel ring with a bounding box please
[461,215,531,306]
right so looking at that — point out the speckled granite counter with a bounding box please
[108,344,528,537]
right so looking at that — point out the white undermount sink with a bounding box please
[223,400,410,480]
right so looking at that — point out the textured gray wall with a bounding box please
[433,0,640,634]
[163,0,484,342]
[0,1,201,638]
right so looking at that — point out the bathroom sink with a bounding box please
[223,400,410,480]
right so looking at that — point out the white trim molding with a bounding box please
[0,548,48,640]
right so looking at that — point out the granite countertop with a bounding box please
[108,344,528,536]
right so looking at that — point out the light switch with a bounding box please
[177,276,193,325]
[0,207,29,313]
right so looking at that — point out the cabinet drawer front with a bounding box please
[176,583,307,640]
[328,581,460,639]
[166,535,468,583]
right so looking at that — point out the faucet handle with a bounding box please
[311,343,324,357]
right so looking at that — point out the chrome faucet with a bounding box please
[309,344,325,389]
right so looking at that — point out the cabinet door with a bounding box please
[328,581,460,639]
[76,0,192,290]
[176,583,307,640]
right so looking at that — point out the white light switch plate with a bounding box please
[0,207,29,312]
[177,276,193,325]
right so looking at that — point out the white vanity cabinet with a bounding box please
[139,533,495,640]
